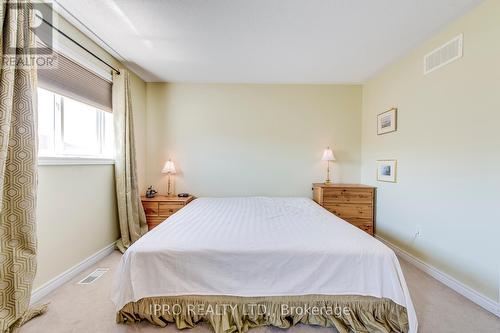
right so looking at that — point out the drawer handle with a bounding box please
[169,209,174,213]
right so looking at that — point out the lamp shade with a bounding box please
[321,148,335,161]
[162,160,176,174]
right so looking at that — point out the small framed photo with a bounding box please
[377,160,397,183]
[377,108,397,135]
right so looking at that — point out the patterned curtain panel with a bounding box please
[113,69,147,253]
[0,1,46,332]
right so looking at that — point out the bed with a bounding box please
[113,197,417,333]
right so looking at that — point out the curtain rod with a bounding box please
[37,15,121,75]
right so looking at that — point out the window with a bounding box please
[38,88,114,161]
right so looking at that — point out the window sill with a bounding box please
[38,156,115,166]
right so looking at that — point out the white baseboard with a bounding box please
[376,236,500,318]
[31,242,117,305]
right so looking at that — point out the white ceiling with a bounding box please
[55,0,483,83]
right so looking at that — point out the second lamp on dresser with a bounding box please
[313,183,376,235]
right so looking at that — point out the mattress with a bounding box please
[112,197,417,332]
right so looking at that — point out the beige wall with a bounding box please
[34,13,147,288]
[35,166,119,288]
[146,83,362,197]
[361,0,500,301]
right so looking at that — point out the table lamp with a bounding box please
[322,147,335,184]
[162,159,176,196]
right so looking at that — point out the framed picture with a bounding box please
[377,160,397,182]
[377,108,397,135]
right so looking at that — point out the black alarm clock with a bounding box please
[177,193,190,197]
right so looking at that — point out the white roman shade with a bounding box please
[38,51,112,112]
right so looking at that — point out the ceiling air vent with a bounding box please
[424,34,463,75]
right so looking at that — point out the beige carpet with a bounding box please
[20,251,499,333]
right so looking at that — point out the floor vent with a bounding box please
[78,268,109,285]
[424,34,463,75]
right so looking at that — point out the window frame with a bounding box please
[38,156,115,165]
[37,88,115,165]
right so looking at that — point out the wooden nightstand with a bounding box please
[312,184,376,235]
[141,195,193,230]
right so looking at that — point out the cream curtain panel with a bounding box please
[113,69,147,253]
[0,1,46,332]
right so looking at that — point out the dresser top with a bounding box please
[141,195,194,202]
[312,183,376,189]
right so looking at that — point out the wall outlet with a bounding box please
[415,224,422,239]
[411,225,422,243]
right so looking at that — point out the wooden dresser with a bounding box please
[141,195,193,230]
[312,184,376,235]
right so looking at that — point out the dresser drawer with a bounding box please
[159,202,183,216]
[313,184,375,236]
[353,223,373,235]
[325,203,373,220]
[323,188,373,204]
[143,202,159,216]
[340,216,373,225]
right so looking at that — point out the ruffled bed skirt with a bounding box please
[117,295,409,333]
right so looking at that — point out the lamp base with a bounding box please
[166,174,175,197]
[324,161,332,185]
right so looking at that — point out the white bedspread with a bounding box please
[112,197,417,332]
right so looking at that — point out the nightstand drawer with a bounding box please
[146,217,166,230]
[141,195,194,231]
[143,202,159,216]
[323,188,373,204]
[159,203,183,216]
